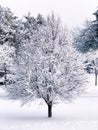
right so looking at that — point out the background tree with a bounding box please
[0,6,19,90]
[84,57,98,86]
[0,6,18,46]
[73,8,98,85]
[73,8,98,53]
[0,45,16,86]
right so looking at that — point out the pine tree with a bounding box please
[0,6,18,89]
[74,8,98,53]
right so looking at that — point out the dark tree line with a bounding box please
[73,8,98,86]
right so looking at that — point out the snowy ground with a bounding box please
[0,96,98,130]
[0,75,98,130]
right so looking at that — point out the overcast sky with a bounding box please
[0,0,97,28]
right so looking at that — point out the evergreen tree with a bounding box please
[0,6,18,88]
[74,8,98,53]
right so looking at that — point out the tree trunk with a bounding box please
[95,69,97,86]
[48,104,52,117]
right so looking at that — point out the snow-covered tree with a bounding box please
[0,44,16,86]
[3,13,87,117]
[0,6,18,89]
[84,57,98,86]
[0,6,18,46]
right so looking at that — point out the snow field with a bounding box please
[0,96,98,130]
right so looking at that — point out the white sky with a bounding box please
[0,0,97,28]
